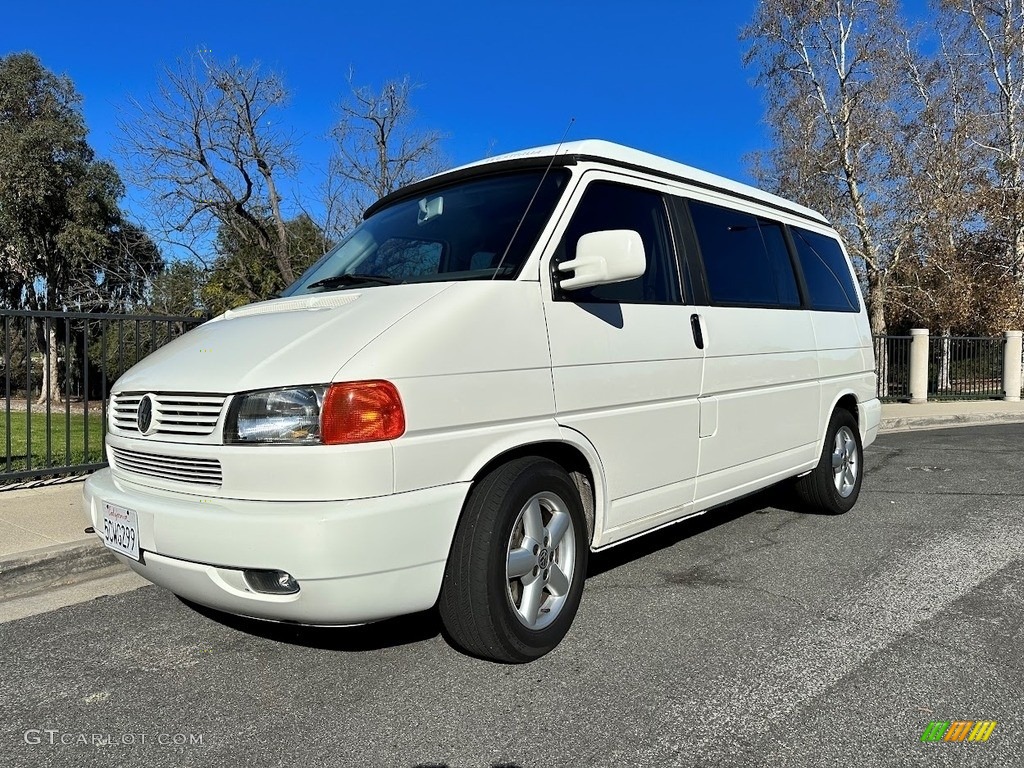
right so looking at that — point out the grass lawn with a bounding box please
[1,409,106,474]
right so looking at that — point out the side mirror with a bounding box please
[558,229,646,291]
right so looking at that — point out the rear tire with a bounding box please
[438,457,589,663]
[795,408,863,514]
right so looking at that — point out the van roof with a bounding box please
[444,139,830,225]
[365,139,830,227]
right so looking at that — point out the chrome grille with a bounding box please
[111,392,227,436]
[110,447,223,487]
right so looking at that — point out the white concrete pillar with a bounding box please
[1003,330,1023,402]
[909,328,929,404]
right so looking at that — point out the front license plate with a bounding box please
[101,503,140,561]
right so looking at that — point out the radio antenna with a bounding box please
[490,117,575,280]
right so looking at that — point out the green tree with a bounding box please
[149,260,207,316]
[202,213,330,315]
[0,52,158,402]
[0,53,110,309]
[59,219,165,312]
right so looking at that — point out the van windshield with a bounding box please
[283,169,570,295]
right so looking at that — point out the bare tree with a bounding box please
[743,0,914,335]
[120,53,299,285]
[323,75,446,237]
[942,1,1024,277]
[894,28,984,386]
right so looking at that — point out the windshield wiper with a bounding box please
[306,273,402,290]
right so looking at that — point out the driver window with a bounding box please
[553,181,681,304]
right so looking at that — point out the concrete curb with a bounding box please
[0,538,119,602]
[879,411,1024,434]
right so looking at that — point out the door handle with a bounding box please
[690,314,704,350]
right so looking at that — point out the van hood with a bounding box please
[113,284,451,394]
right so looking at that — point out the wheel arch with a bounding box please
[817,390,860,454]
[466,433,607,548]
[832,391,860,423]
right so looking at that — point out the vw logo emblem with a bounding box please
[137,394,155,435]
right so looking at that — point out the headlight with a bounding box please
[225,386,326,444]
[224,381,405,445]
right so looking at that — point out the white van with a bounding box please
[84,140,880,662]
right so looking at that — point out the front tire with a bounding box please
[795,408,863,514]
[438,457,589,663]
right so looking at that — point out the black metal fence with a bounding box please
[2,310,206,485]
[874,333,1011,401]
[927,335,1004,400]
[874,335,912,402]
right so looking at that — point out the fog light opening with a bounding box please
[243,569,300,595]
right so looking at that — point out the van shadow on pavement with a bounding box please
[178,482,808,653]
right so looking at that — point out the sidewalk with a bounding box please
[2,400,1024,609]
[878,399,1024,432]
[0,482,119,602]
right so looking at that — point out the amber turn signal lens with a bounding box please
[321,381,406,445]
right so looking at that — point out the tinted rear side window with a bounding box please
[759,220,800,307]
[688,200,799,307]
[791,227,860,312]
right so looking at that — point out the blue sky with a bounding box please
[3,0,931,235]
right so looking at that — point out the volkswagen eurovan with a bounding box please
[84,140,880,662]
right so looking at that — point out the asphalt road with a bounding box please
[1,424,1022,768]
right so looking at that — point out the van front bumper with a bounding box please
[82,469,470,625]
